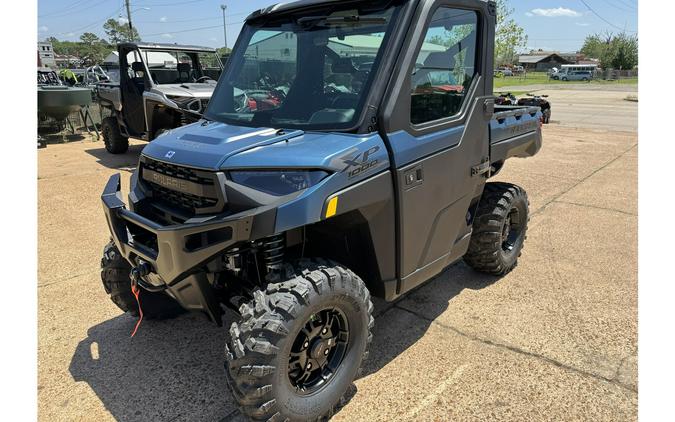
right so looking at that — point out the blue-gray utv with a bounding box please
[100,0,543,420]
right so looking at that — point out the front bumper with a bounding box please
[102,173,276,322]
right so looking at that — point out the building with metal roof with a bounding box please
[518,53,571,71]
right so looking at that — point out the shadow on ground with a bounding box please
[85,144,144,171]
[69,262,500,422]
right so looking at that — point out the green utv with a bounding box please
[100,0,543,420]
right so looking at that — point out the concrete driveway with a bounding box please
[38,97,637,421]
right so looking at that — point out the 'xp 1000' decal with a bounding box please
[341,146,380,179]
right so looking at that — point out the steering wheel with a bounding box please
[196,76,214,83]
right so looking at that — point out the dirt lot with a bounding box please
[38,91,637,421]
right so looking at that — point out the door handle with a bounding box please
[403,165,423,190]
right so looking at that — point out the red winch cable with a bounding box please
[130,280,144,338]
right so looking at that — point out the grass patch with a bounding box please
[493,72,638,88]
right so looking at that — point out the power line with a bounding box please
[612,0,638,11]
[135,10,249,24]
[578,0,637,32]
[38,0,111,19]
[140,20,245,37]
[595,0,636,13]
[38,0,90,18]
[135,0,210,7]
[50,5,124,37]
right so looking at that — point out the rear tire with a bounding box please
[101,116,129,154]
[225,259,374,422]
[464,183,529,276]
[100,241,184,319]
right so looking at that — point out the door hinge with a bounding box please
[471,159,490,177]
[487,1,497,16]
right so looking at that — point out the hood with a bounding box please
[142,122,305,169]
[155,83,216,98]
[141,121,385,173]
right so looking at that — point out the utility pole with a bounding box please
[221,4,228,50]
[125,0,134,41]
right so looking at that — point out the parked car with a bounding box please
[559,71,593,81]
[513,65,525,74]
[498,67,513,76]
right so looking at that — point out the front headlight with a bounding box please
[229,170,330,196]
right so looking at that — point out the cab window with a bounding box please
[410,8,479,125]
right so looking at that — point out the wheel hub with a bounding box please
[310,338,333,360]
[501,208,522,252]
[288,308,349,394]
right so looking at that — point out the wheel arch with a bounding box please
[301,171,397,299]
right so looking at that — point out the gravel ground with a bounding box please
[38,91,637,421]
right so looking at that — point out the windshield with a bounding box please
[133,49,222,85]
[205,1,403,130]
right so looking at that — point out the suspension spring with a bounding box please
[261,234,285,272]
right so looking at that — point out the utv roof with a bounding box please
[247,0,384,21]
[117,42,217,53]
[246,0,488,20]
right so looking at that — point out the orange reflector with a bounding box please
[326,197,338,218]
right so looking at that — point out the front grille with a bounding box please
[149,183,219,211]
[143,159,214,186]
[141,157,222,216]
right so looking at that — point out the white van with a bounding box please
[551,64,597,80]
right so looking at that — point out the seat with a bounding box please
[177,63,192,83]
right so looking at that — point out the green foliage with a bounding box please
[47,35,112,67]
[77,32,109,65]
[103,18,140,44]
[495,0,527,66]
[581,32,638,70]
[428,24,475,48]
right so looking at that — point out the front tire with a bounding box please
[225,259,374,421]
[100,241,184,319]
[101,116,129,154]
[464,183,529,275]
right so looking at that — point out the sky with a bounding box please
[37,0,638,52]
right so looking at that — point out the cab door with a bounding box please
[380,1,496,294]
[119,47,150,136]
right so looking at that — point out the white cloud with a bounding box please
[525,12,533,17]
[575,22,590,26]
[66,32,75,37]
[118,17,129,25]
[39,25,48,32]
[531,7,582,17]
[162,33,173,39]
[160,16,167,22]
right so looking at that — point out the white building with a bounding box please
[38,42,56,68]
[246,33,445,63]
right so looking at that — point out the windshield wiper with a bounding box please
[297,15,387,28]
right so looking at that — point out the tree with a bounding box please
[581,32,638,70]
[495,0,527,66]
[103,18,140,44]
[77,32,108,65]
